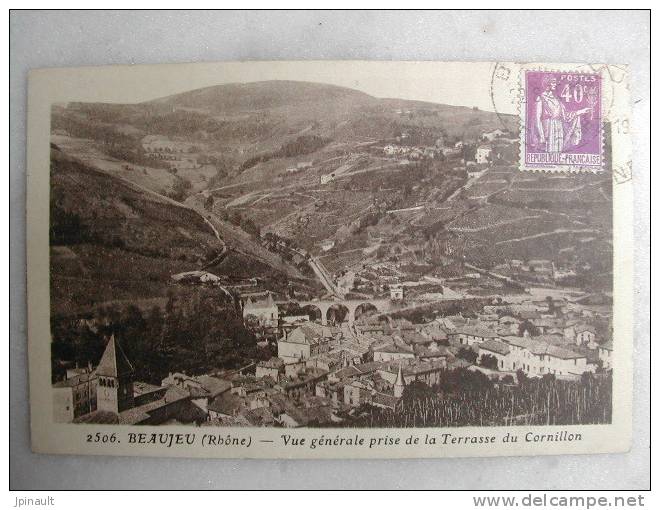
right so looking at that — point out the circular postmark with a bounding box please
[488,62,521,133]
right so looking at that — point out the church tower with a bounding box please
[96,334,135,414]
[394,363,406,399]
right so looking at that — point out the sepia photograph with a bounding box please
[44,62,619,432]
[11,7,651,495]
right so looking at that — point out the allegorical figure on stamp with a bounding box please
[535,75,592,153]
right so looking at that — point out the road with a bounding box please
[307,255,343,298]
[463,262,526,289]
[494,228,600,245]
[446,170,485,202]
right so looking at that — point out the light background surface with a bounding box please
[10,9,650,489]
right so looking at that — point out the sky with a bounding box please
[42,61,514,114]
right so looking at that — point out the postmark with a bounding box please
[520,69,604,173]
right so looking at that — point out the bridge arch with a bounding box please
[288,298,393,326]
[354,302,379,322]
[300,304,322,323]
[326,303,350,325]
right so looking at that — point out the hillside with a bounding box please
[49,146,309,316]
[52,81,515,181]
[53,80,592,305]
[149,80,377,113]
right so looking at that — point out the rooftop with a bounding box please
[53,371,96,389]
[96,335,134,378]
[479,339,511,356]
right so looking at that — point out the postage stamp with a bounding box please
[521,70,604,173]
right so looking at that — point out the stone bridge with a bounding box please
[292,298,394,325]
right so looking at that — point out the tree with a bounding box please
[515,369,529,386]
[402,380,436,402]
[244,314,261,331]
[457,347,478,364]
[518,320,539,337]
[169,178,192,202]
[479,353,499,370]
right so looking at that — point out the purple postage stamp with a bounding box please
[522,70,603,172]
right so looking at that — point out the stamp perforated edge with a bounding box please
[518,66,605,174]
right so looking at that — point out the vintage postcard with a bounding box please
[26,61,633,458]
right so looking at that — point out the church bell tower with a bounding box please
[96,334,135,414]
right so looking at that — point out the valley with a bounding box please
[50,80,612,316]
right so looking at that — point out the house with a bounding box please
[532,317,563,334]
[337,271,355,294]
[390,283,405,301]
[421,322,449,344]
[328,365,362,384]
[53,370,98,423]
[448,325,500,347]
[171,270,226,286]
[467,167,487,178]
[315,380,345,404]
[160,373,232,415]
[575,324,597,347]
[343,380,377,407]
[242,293,279,327]
[255,358,286,381]
[598,341,613,369]
[207,392,249,420]
[413,344,451,362]
[320,239,335,252]
[475,145,492,164]
[306,354,340,373]
[482,129,507,142]
[528,259,554,278]
[277,323,333,363]
[277,368,329,401]
[320,173,336,184]
[499,315,521,328]
[476,313,499,326]
[442,147,461,157]
[478,339,511,371]
[276,399,335,427]
[377,360,446,387]
[372,340,415,362]
[500,336,592,377]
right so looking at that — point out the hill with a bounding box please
[52,81,514,174]
[148,80,377,113]
[49,146,309,316]
[50,80,540,304]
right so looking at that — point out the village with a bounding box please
[52,272,613,428]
